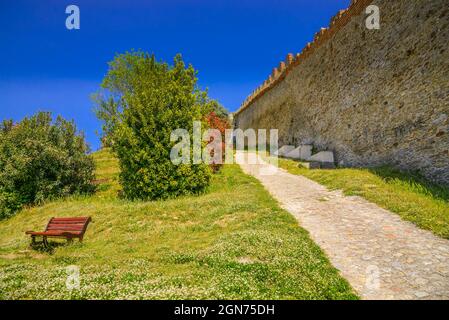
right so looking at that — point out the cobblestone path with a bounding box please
[238,152,449,300]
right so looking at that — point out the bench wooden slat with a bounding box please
[47,223,85,227]
[50,220,88,224]
[46,225,85,231]
[48,221,86,225]
[50,218,90,222]
[26,230,82,236]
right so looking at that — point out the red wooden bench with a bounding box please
[26,217,92,247]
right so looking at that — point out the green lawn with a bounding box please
[0,149,357,300]
[273,156,449,239]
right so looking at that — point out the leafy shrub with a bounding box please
[0,112,95,219]
[95,51,214,200]
[0,189,23,219]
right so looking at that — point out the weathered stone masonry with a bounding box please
[234,0,449,185]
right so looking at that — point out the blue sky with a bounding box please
[0,0,350,150]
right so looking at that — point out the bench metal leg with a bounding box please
[31,236,36,245]
[43,236,49,248]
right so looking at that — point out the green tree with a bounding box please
[0,112,95,219]
[205,100,228,121]
[95,51,212,200]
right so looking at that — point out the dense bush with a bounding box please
[0,112,95,219]
[95,51,216,200]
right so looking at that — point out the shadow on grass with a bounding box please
[30,240,69,254]
[369,166,449,202]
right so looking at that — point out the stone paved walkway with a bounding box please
[237,152,449,300]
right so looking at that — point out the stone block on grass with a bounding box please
[273,145,296,157]
[285,145,313,160]
[307,151,335,163]
[299,161,321,169]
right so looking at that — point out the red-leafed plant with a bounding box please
[204,111,230,173]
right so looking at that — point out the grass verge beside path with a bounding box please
[274,156,449,239]
[0,149,357,300]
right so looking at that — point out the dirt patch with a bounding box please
[0,251,47,260]
[93,178,110,185]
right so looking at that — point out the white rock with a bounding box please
[285,145,313,160]
[299,145,313,160]
[274,145,295,157]
[284,148,300,159]
[307,151,334,163]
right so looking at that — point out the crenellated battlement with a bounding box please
[235,0,374,115]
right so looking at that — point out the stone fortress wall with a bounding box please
[234,0,449,185]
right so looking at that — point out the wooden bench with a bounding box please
[26,217,92,247]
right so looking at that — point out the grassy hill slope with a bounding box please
[0,149,357,299]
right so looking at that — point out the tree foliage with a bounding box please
[0,112,95,219]
[95,51,217,200]
[206,100,228,121]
